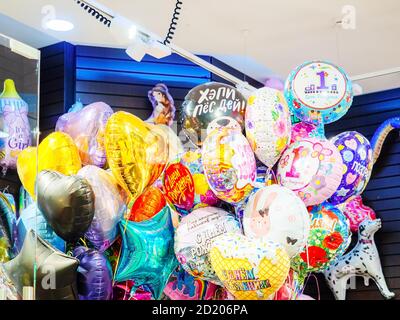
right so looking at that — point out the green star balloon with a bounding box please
[115,206,177,299]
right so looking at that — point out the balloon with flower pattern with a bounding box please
[277,138,343,206]
[245,87,291,168]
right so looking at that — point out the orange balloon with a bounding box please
[129,186,166,222]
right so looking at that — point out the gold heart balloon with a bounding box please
[17,132,82,199]
[104,111,169,201]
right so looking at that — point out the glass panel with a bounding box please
[0,33,40,300]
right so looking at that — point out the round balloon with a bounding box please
[152,124,184,164]
[292,202,351,274]
[163,162,195,211]
[285,61,353,125]
[174,207,241,284]
[245,87,291,168]
[210,233,290,300]
[290,122,319,144]
[243,185,310,257]
[181,82,247,146]
[17,132,82,199]
[202,127,256,204]
[78,165,127,251]
[129,185,166,222]
[180,149,219,213]
[277,138,343,206]
[105,111,168,201]
[56,101,113,167]
[329,131,373,204]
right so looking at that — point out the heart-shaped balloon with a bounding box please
[37,170,95,242]
[17,132,82,199]
[56,102,114,167]
[78,165,127,251]
[210,233,290,300]
[129,185,166,222]
[105,111,169,202]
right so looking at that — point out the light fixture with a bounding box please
[46,19,74,32]
[125,31,171,62]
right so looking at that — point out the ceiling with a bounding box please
[0,0,399,93]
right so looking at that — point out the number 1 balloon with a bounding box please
[285,60,353,126]
[114,206,177,299]
[37,170,95,242]
[3,230,79,300]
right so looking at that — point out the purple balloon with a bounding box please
[73,246,113,300]
[329,131,373,204]
[56,102,113,167]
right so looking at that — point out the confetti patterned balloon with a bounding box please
[277,138,343,206]
[285,61,353,125]
[210,233,290,300]
[243,185,310,257]
[174,207,241,284]
[245,87,291,168]
[202,127,256,204]
[329,131,373,204]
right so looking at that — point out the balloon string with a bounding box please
[80,238,88,248]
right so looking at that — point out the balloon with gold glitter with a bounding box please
[210,233,290,300]
[104,111,168,201]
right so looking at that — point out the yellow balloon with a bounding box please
[210,233,290,300]
[16,132,82,199]
[105,111,168,201]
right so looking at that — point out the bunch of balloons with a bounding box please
[0,60,395,301]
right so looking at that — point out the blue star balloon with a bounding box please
[115,206,177,299]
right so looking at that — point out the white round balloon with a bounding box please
[243,185,310,257]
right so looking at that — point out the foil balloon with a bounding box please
[3,230,79,300]
[146,83,176,127]
[0,265,20,300]
[114,206,177,299]
[245,87,291,168]
[180,149,219,213]
[202,127,256,204]
[290,122,319,144]
[243,185,310,258]
[210,233,290,300]
[113,280,153,300]
[0,79,31,171]
[17,132,82,199]
[0,192,17,259]
[56,101,113,167]
[329,131,373,204]
[37,170,95,242]
[292,202,351,276]
[181,82,247,146]
[174,207,241,284]
[105,111,168,202]
[129,185,166,222]
[340,195,376,233]
[73,246,113,300]
[17,203,65,252]
[164,265,219,300]
[284,60,353,125]
[371,117,400,164]
[277,138,343,206]
[163,162,195,211]
[78,165,127,251]
[152,124,184,163]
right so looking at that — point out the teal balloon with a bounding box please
[17,203,66,252]
[115,206,177,299]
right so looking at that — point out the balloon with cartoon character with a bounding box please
[146,84,176,127]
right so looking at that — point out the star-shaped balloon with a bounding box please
[115,206,177,299]
[3,229,79,300]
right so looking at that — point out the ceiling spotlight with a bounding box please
[125,31,171,62]
[46,19,74,32]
